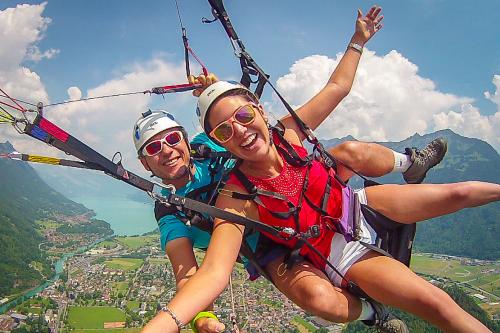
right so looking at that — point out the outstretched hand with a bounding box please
[189,73,219,97]
[195,317,226,333]
[355,5,383,44]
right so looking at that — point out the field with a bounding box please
[67,306,126,329]
[126,300,140,311]
[104,258,143,271]
[115,236,156,250]
[410,254,499,295]
[292,316,316,332]
[97,240,119,249]
[410,253,499,316]
[112,281,129,296]
[148,258,168,266]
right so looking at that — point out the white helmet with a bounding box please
[196,81,256,131]
[132,110,182,155]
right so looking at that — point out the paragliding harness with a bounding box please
[153,143,233,237]
[203,0,417,288]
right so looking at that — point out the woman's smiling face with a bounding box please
[208,94,271,162]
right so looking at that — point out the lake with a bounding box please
[70,196,157,236]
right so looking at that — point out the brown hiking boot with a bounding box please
[363,300,409,333]
[403,138,448,184]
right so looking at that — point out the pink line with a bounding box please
[39,118,69,142]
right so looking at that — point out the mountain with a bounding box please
[0,142,110,297]
[321,129,500,260]
[32,162,146,201]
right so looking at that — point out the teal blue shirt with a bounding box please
[158,132,236,250]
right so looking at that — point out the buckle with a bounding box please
[320,215,339,232]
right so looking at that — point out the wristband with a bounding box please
[161,306,184,332]
[348,42,363,54]
[190,311,219,333]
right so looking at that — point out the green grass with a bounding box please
[126,300,140,311]
[148,258,168,266]
[97,240,118,248]
[411,253,499,297]
[292,316,316,332]
[104,258,143,271]
[67,306,126,329]
[112,282,129,296]
[115,236,156,250]
[36,219,60,229]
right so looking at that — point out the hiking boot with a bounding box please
[363,300,409,333]
[403,137,448,184]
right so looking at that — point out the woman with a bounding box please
[145,76,498,332]
[143,7,499,333]
[141,6,427,333]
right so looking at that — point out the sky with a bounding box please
[0,0,499,178]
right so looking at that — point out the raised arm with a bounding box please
[280,6,383,141]
[141,185,249,333]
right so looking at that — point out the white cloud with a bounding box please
[26,46,60,62]
[0,3,193,175]
[45,58,189,171]
[0,3,52,155]
[434,77,500,148]
[484,75,500,111]
[274,50,499,150]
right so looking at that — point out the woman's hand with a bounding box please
[354,5,383,44]
[195,317,226,333]
[189,73,219,97]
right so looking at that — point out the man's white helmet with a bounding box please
[196,81,255,131]
[132,110,181,155]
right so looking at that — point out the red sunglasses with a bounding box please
[142,130,184,156]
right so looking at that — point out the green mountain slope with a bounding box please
[0,142,104,297]
[321,129,500,260]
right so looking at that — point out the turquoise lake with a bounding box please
[70,196,157,236]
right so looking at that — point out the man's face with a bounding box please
[139,128,191,181]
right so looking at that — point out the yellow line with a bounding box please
[27,155,60,165]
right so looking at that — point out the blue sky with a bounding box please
[0,1,499,174]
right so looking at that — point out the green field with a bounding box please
[148,258,168,266]
[115,236,156,250]
[411,254,498,288]
[292,316,316,332]
[68,306,126,329]
[97,240,119,248]
[410,253,500,316]
[126,300,140,311]
[112,281,129,296]
[104,258,143,271]
[37,219,60,229]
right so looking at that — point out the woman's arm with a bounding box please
[280,6,383,142]
[142,185,251,332]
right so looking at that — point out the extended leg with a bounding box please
[365,181,500,223]
[346,252,490,332]
[330,138,447,184]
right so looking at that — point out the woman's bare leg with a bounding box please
[330,141,394,180]
[365,181,500,223]
[345,251,490,332]
[266,256,362,322]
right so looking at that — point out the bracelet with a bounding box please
[190,311,219,333]
[348,42,363,54]
[161,306,184,332]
